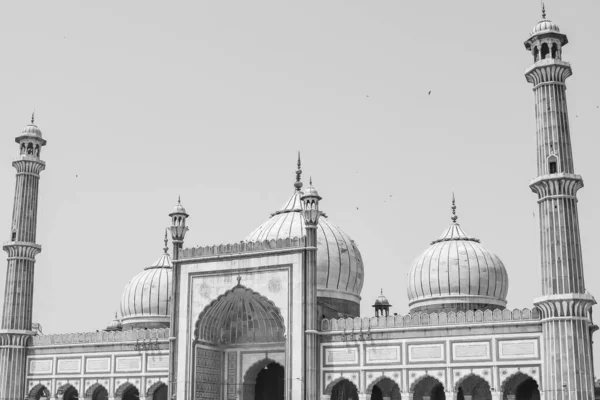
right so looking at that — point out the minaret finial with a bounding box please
[163,229,169,254]
[294,152,303,191]
[178,195,181,205]
[541,1,546,19]
[31,110,35,124]
[380,288,383,295]
[309,176,313,186]
[237,275,242,286]
[451,192,458,223]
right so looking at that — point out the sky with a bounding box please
[1,0,600,373]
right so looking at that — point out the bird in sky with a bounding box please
[356,207,359,210]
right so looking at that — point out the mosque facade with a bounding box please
[0,10,597,400]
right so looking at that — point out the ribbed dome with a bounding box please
[246,175,364,317]
[406,205,508,313]
[373,290,390,307]
[194,280,285,344]
[120,239,173,329]
[105,313,123,332]
[21,124,43,138]
[531,19,560,35]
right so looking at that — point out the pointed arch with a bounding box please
[326,378,359,399]
[411,375,445,400]
[243,358,283,384]
[115,382,139,399]
[57,384,79,400]
[410,374,443,392]
[325,377,358,395]
[85,383,108,400]
[194,282,285,344]
[28,384,50,400]
[501,371,538,395]
[454,373,491,397]
[366,375,402,394]
[146,381,168,400]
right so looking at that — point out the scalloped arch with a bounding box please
[146,381,167,399]
[325,377,359,396]
[454,373,491,394]
[85,383,107,400]
[194,282,285,344]
[410,374,444,392]
[500,371,537,394]
[29,383,50,400]
[366,375,401,394]
[57,383,78,399]
[115,382,139,398]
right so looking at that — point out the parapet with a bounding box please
[30,328,170,346]
[320,307,541,332]
[180,237,306,260]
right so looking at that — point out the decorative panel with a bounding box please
[85,357,111,373]
[498,339,539,360]
[29,359,52,375]
[227,352,237,399]
[323,347,359,366]
[147,355,169,371]
[115,356,142,372]
[195,347,222,400]
[366,345,401,364]
[407,343,445,363]
[57,358,81,374]
[452,341,491,361]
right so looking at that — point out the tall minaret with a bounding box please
[167,197,189,400]
[0,115,47,399]
[525,6,596,400]
[301,177,321,400]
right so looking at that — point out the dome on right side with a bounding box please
[406,203,508,313]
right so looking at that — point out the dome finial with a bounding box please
[178,195,181,205]
[31,110,35,125]
[451,192,458,223]
[541,1,546,19]
[163,229,169,254]
[294,152,303,191]
[380,288,383,295]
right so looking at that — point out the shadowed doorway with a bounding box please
[254,362,284,400]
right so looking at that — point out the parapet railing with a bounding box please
[320,308,541,332]
[180,237,306,259]
[30,328,170,346]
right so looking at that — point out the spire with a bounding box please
[163,229,169,254]
[30,111,35,125]
[294,152,303,191]
[451,193,458,223]
[541,1,546,19]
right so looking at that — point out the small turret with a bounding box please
[169,196,189,247]
[301,177,321,226]
[372,289,392,317]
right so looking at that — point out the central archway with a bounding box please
[243,359,285,400]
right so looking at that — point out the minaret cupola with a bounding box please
[372,290,392,317]
[301,177,322,226]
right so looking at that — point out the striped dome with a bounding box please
[120,248,172,329]
[531,19,560,35]
[245,190,364,310]
[407,216,508,313]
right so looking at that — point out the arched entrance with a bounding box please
[502,373,540,400]
[368,377,401,400]
[85,383,109,400]
[57,384,79,400]
[255,362,284,400]
[456,374,491,400]
[116,383,140,400]
[147,382,168,400]
[28,384,50,400]
[243,359,285,400]
[412,376,445,400]
[330,379,359,400]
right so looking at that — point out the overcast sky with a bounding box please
[1,0,600,373]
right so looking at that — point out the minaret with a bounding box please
[525,7,596,400]
[0,115,47,399]
[301,177,321,400]
[167,197,189,400]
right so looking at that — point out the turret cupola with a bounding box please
[301,177,322,226]
[372,290,392,317]
[169,196,189,244]
[16,112,46,159]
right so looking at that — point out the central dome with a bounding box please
[406,200,508,313]
[245,157,364,318]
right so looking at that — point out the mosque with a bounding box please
[0,8,597,400]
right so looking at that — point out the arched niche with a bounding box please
[455,374,492,400]
[327,378,359,400]
[146,381,168,400]
[85,383,108,400]
[194,281,285,344]
[28,384,50,400]
[57,384,79,400]
[367,376,402,399]
[411,375,446,400]
[115,382,140,400]
[243,359,285,400]
[501,372,540,400]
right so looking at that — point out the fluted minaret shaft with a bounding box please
[304,225,318,400]
[526,23,596,400]
[0,122,46,400]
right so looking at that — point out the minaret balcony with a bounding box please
[525,59,572,85]
[2,242,42,259]
[529,172,583,200]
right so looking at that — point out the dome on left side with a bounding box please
[120,251,172,330]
